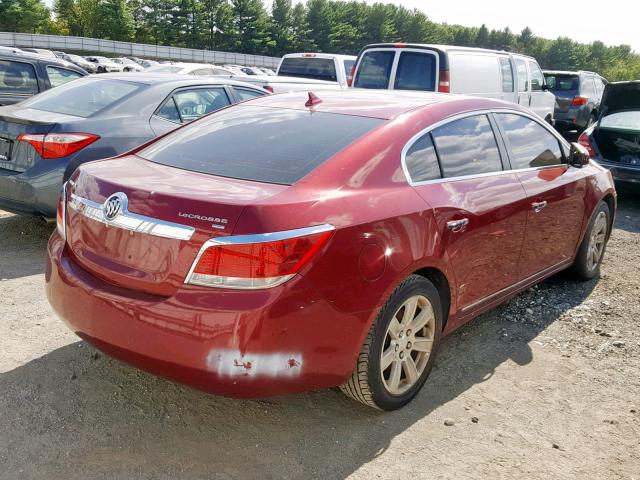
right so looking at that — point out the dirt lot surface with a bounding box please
[1,195,639,480]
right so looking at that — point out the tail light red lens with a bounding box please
[438,70,450,93]
[56,181,67,240]
[263,85,274,93]
[186,225,335,289]
[17,133,99,159]
[347,64,356,87]
[571,95,588,107]
[578,132,595,157]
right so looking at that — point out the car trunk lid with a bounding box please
[599,81,640,118]
[0,106,78,171]
[65,155,288,297]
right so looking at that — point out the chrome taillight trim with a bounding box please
[184,224,336,289]
[56,181,68,240]
[68,192,195,241]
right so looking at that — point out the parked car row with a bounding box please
[0,38,630,411]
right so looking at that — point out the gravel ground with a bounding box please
[0,193,639,480]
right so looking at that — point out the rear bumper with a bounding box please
[554,109,588,129]
[596,159,640,185]
[46,232,372,398]
[0,159,67,217]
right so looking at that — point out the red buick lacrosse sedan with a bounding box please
[46,90,616,410]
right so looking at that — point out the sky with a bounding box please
[358,0,640,51]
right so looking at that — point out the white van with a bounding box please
[351,43,556,123]
[277,53,357,87]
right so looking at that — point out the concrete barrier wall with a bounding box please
[0,32,281,68]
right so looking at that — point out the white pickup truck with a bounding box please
[277,53,357,87]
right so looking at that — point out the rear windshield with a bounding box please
[139,106,384,185]
[22,78,143,117]
[544,74,579,92]
[146,65,183,74]
[278,57,337,82]
[354,51,394,89]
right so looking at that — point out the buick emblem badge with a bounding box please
[103,193,126,221]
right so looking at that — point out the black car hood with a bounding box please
[600,81,640,116]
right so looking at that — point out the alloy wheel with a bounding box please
[380,295,436,395]
[587,211,607,271]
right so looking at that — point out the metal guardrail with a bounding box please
[0,32,281,68]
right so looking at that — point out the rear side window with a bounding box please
[404,133,441,183]
[431,115,502,178]
[22,78,142,117]
[497,113,563,169]
[394,51,436,91]
[234,87,265,101]
[139,106,384,185]
[0,60,38,94]
[353,51,395,89]
[278,57,337,82]
[528,61,545,91]
[500,58,514,93]
[172,88,230,122]
[515,59,528,92]
[46,66,83,87]
[581,76,596,96]
[192,68,215,76]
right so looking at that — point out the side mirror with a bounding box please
[569,142,590,167]
[542,84,550,91]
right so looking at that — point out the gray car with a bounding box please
[544,70,608,132]
[0,73,268,217]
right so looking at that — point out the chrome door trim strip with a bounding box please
[400,108,571,187]
[459,258,573,313]
[68,192,195,241]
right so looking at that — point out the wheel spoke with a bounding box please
[410,306,433,332]
[381,346,395,370]
[401,297,418,326]
[387,361,402,391]
[412,338,433,353]
[387,318,402,339]
[403,356,419,385]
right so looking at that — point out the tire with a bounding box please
[569,201,610,280]
[340,275,443,410]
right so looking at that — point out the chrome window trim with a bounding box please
[401,107,571,187]
[184,224,335,289]
[68,192,195,241]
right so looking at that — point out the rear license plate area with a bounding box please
[0,137,13,162]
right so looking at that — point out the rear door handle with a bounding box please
[446,218,469,232]
[532,201,547,213]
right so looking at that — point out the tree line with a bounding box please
[1,0,639,80]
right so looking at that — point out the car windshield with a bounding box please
[544,74,579,92]
[139,105,384,185]
[278,57,337,82]
[21,78,143,117]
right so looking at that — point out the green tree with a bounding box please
[270,0,293,56]
[306,0,333,52]
[229,0,273,54]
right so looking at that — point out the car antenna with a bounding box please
[305,91,322,107]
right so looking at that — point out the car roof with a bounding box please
[244,89,518,119]
[543,70,600,76]
[282,53,357,60]
[0,50,86,71]
[361,43,514,56]
[80,72,267,89]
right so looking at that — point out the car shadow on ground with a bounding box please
[0,273,597,479]
[614,191,640,234]
[0,213,53,280]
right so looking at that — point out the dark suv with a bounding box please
[0,51,87,106]
[543,70,607,132]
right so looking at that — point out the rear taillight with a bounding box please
[17,133,99,159]
[578,132,595,157]
[438,70,450,93]
[263,85,274,93]
[347,64,356,87]
[571,95,588,107]
[185,224,335,289]
[56,181,67,240]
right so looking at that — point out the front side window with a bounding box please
[353,50,395,89]
[394,51,437,91]
[171,88,230,122]
[46,66,83,87]
[404,133,441,183]
[140,106,384,185]
[500,57,514,93]
[0,60,38,94]
[431,115,502,178]
[528,61,545,92]
[515,59,528,92]
[497,113,563,169]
